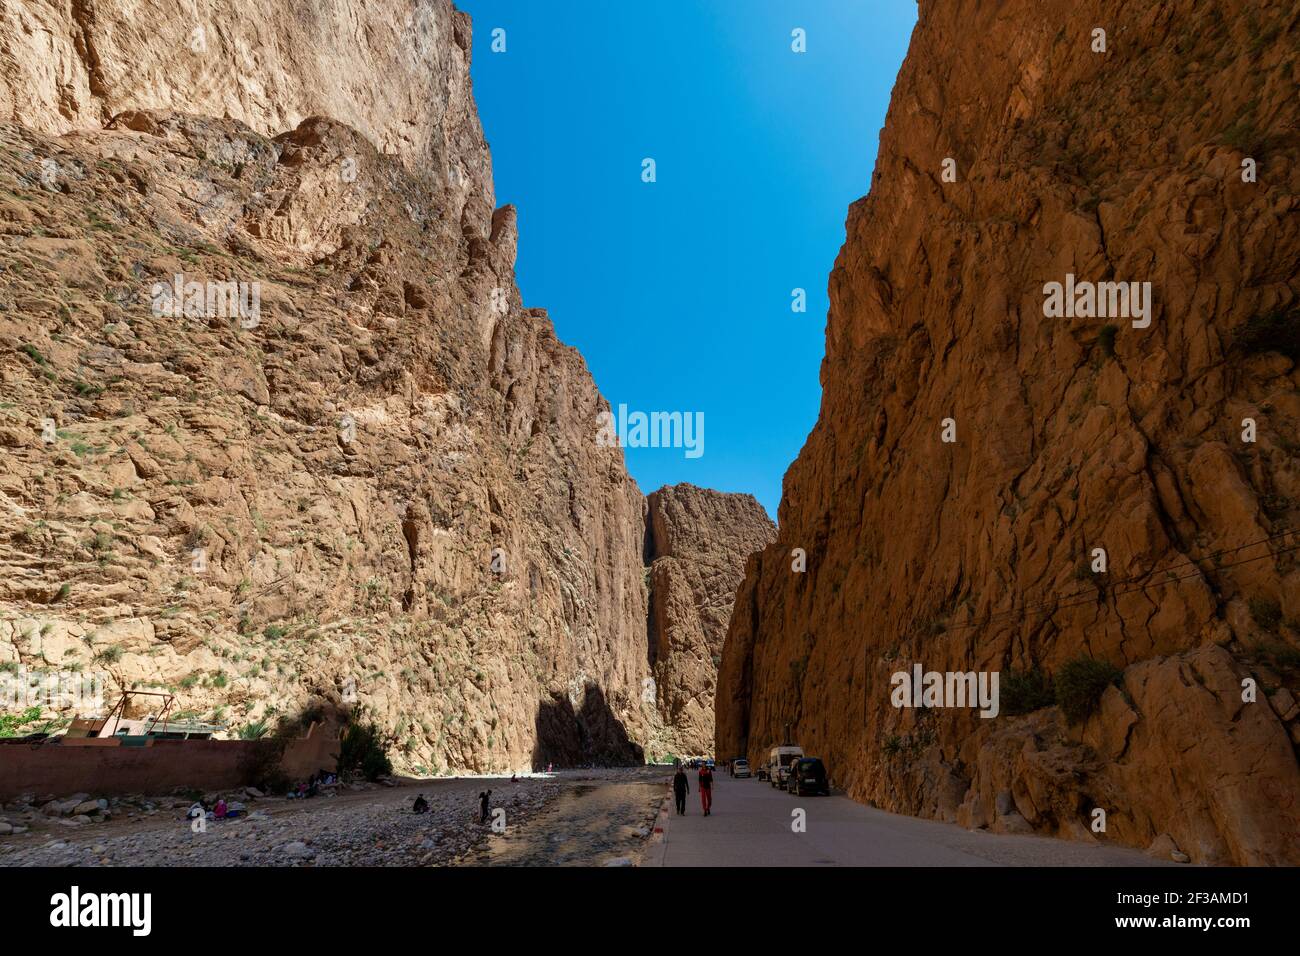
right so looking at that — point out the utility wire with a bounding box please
[921,527,1297,636]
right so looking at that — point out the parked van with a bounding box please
[786,757,830,796]
[766,745,804,788]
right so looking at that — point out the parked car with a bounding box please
[733,758,751,778]
[767,745,804,788]
[787,757,830,796]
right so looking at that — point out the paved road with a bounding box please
[645,773,1168,867]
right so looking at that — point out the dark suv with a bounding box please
[787,757,830,796]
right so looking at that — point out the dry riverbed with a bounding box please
[458,768,668,867]
[0,768,667,867]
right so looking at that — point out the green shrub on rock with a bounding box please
[1055,657,1122,724]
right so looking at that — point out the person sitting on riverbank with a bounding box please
[413,794,429,814]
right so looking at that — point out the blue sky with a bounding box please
[458,1,916,519]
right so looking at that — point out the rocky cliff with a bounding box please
[0,0,686,771]
[645,484,775,757]
[717,0,1300,864]
[1,0,471,170]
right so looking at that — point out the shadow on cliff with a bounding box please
[532,684,643,769]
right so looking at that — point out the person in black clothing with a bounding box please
[412,793,429,814]
[479,789,492,825]
[672,767,689,815]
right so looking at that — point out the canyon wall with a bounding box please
[0,0,473,170]
[0,0,678,771]
[645,484,776,757]
[717,0,1300,864]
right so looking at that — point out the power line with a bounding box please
[860,530,1299,709]
[921,527,1298,636]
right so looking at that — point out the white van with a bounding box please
[767,745,804,788]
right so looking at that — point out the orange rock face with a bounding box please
[0,0,477,171]
[0,2,733,772]
[717,0,1300,864]
[0,0,773,775]
[0,99,660,769]
[645,485,776,758]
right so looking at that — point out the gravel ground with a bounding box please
[458,769,668,867]
[0,774,577,867]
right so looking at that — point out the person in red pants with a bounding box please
[698,763,714,816]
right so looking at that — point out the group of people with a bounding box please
[672,760,713,816]
[410,788,493,824]
[287,770,333,800]
[185,796,246,821]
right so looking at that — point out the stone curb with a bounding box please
[641,789,673,867]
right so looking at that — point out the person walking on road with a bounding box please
[698,763,714,816]
[673,766,690,815]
